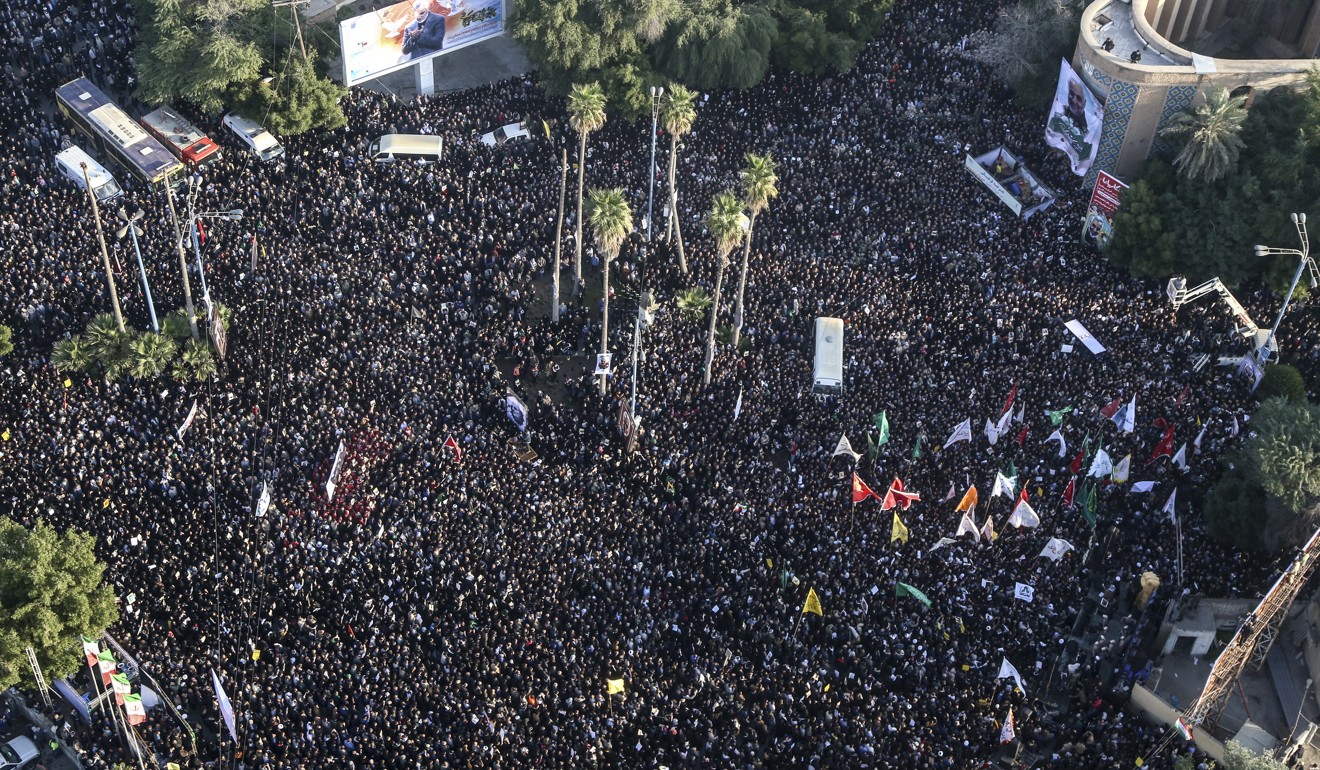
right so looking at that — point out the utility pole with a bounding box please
[646,87,663,242]
[81,164,126,333]
[272,0,311,63]
[164,181,200,342]
[552,149,567,324]
[116,208,159,333]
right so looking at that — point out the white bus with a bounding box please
[813,316,844,398]
[54,145,123,203]
[369,134,444,164]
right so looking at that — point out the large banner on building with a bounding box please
[341,0,505,86]
[1045,59,1105,176]
[1083,171,1128,249]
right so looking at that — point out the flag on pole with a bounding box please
[176,400,201,441]
[1162,488,1178,524]
[607,678,626,694]
[998,658,1027,694]
[1171,443,1188,471]
[1007,489,1040,528]
[981,515,997,543]
[944,419,972,449]
[1083,483,1098,528]
[1119,396,1137,434]
[929,536,958,552]
[1040,537,1075,561]
[991,471,1017,499]
[896,581,932,607]
[1045,429,1067,458]
[1176,717,1194,741]
[1061,476,1077,508]
[443,435,462,462]
[956,509,981,541]
[1000,383,1017,420]
[802,587,824,616]
[110,672,132,705]
[1015,425,1029,447]
[1000,708,1016,743]
[1112,454,1131,483]
[834,434,861,462]
[911,433,924,459]
[995,404,1014,437]
[1047,406,1072,425]
[123,693,146,726]
[955,486,979,512]
[82,636,100,668]
[852,473,881,504]
[1193,421,1207,454]
[1100,396,1123,419]
[1013,583,1035,602]
[882,478,921,510]
[866,431,879,461]
[1131,480,1157,493]
[733,386,743,422]
[943,483,956,503]
[1069,450,1085,475]
[97,649,117,685]
[874,411,890,446]
[1088,448,1113,478]
[1146,425,1176,465]
[1014,402,1026,423]
[212,668,239,742]
[984,418,1000,446]
[891,511,910,545]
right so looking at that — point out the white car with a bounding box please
[0,736,38,770]
[479,121,531,146]
[221,113,285,163]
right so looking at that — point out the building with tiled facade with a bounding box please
[1073,0,1319,187]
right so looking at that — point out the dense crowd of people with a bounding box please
[0,0,1315,768]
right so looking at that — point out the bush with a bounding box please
[0,324,11,357]
[1204,469,1267,550]
[1257,363,1306,402]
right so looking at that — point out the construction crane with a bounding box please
[1166,276,1276,357]
[1164,525,1320,750]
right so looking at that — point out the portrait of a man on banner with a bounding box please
[1044,59,1105,176]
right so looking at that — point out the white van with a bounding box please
[221,113,285,163]
[55,145,123,202]
[369,134,444,164]
[812,316,844,398]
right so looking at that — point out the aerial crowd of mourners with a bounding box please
[0,0,1314,768]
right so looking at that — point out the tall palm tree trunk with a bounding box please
[552,149,568,323]
[703,257,728,386]
[600,254,611,395]
[732,212,757,350]
[666,135,687,274]
[574,131,588,297]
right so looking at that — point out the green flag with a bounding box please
[875,411,890,446]
[896,581,932,608]
[1083,483,1097,528]
[1048,407,1073,426]
[911,433,924,460]
[866,431,879,462]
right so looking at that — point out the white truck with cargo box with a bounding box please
[812,316,844,399]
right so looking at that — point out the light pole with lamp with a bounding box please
[646,86,663,242]
[163,180,200,342]
[1254,213,1315,365]
[80,163,127,333]
[185,175,244,317]
[115,207,159,333]
[629,291,658,424]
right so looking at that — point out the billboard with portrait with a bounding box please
[1082,171,1128,249]
[1044,58,1104,176]
[340,0,505,86]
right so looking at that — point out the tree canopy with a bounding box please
[512,0,896,117]
[0,518,119,691]
[1239,396,1320,516]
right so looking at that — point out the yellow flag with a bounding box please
[63,379,72,388]
[955,485,979,512]
[957,616,965,634]
[823,684,831,692]
[891,511,909,545]
[102,499,110,509]
[607,678,625,694]
[1,430,8,441]
[803,587,823,616]
[251,649,261,661]
[541,119,552,140]
[766,558,773,568]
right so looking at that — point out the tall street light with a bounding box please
[115,208,159,333]
[163,180,199,342]
[629,291,659,425]
[186,175,243,317]
[1254,213,1315,365]
[80,163,126,333]
[646,86,663,242]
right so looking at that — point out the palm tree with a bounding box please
[128,332,179,380]
[675,287,712,322]
[567,83,608,297]
[1159,87,1248,183]
[660,85,697,274]
[702,191,747,386]
[585,188,634,395]
[173,340,217,382]
[732,152,777,349]
[52,336,92,374]
[84,312,132,373]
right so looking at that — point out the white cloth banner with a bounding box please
[944,418,972,449]
[991,472,1016,499]
[998,657,1027,694]
[1044,58,1104,176]
[1045,429,1067,459]
[1040,537,1074,562]
[833,433,861,461]
[1087,448,1113,478]
[325,439,346,502]
[1007,499,1040,529]
[254,482,271,518]
[1064,320,1106,354]
[1014,583,1035,603]
[984,418,1000,446]
[177,400,200,441]
[1163,488,1178,523]
[212,668,239,743]
[1112,455,1131,483]
[1131,481,1157,493]
[956,511,981,541]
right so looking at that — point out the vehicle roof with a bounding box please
[4,735,38,757]
[375,134,444,153]
[142,106,208,145]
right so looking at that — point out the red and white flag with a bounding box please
[1007,489,1040,529]
[1061,477,1077,509]
[852,473,881,504]
[1146,425,1176,465]
[1099,396,1123,419]
[882,478,921,510]
[443,435,462,462]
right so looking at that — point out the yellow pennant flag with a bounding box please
[1,429,8,441]
[823,683,831,692]
[251,649,261,661]
[541,119,552,140]
[607,678,625,694]
[102,499,110,509]
[803,587,823,616]
[955,485,979,512]
[63,379,72,388]
[766,558,773,568]
[891,511,909,545]
[956,616,965,634]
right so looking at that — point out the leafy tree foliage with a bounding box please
[966,0,1084,106]
[1240,396,1320,516]
[1203,468,1267,550]
[1159,87,1248,183]
[1257,364,1307,402]
[1105,176,1178,278]
[0,517,119,691]
[231,57,347,136]
[0,324,12,357]
[1220,741,1289,770]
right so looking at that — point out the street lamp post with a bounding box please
[116,208,159,333]
[163,180,200,342]
[629,291,658,424]
[646,86,663,242]
[1254,213,1315,366]
[80,163,127,333]
[186,175,244,318]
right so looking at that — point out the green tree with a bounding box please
[231,56,347,136]
[675,286,712,322]
[174,340,218,382]
[52,336,93,374]
[770,4,862,75]
[732,152,777,349]
[702,191,747,386]
[0,324,12,357]
[655,1,776,92]
[585,188,634,394]
[1258,364,1307,402]
[83,313,135,381]
[1220,740,1288,770]
[1107,178,1179,277]
[128,333,179,380]
[1240,396,1320,515]
[660,84,698,274]
[967,0,1084,106]
[1160,87,1249,183]
[134,0,268,114]
[1204,469,1267,550]
[568,83,609,297]
[0,518,119,691]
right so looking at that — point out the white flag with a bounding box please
[733,386,743,422]
[212,668,239,743]
[1112,455,1131,483]
[833,433,861,462]
[1193,421,1207,454]
[984,418,1000,446]
[944,418,972,449]
[1040,537,1074,562]
[1013,583,1035,602]
[1131,481,1157,493]
[981,515,996,543]
[942,483,957,502]
[995,406,1014,437]
[956,510,981,541]
[505,391,531,432]
[1000,707,1016,744]
[1162,488,1178,523]
[1231,415,1240,437]
[998,657,1027,694]
[1045,429,1067,459]
[177,400,200,440]
[1118,396,1136,434]
[254,482,271,518]
[325,439,346,502]
[1087,448,1113,478]
[1171,443,1188,471]
[991,472,1016,499]
[1014,403,1025,423]
[1007,498,1040,529]
[928,536,958,553]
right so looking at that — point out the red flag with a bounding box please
[1152,417,1169,430]
[1099,396,1123,419]
[852,473,881,504]
[1175,383,1191,406]
[1146,425,1176,465]
[1015,425,1029,447]
[883,478,921,510]
[1061,477,1076,508]
[1069,450,1085,475]
[443,435,462,462]
[195,218,207,245]
[1000,383,1018,420]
